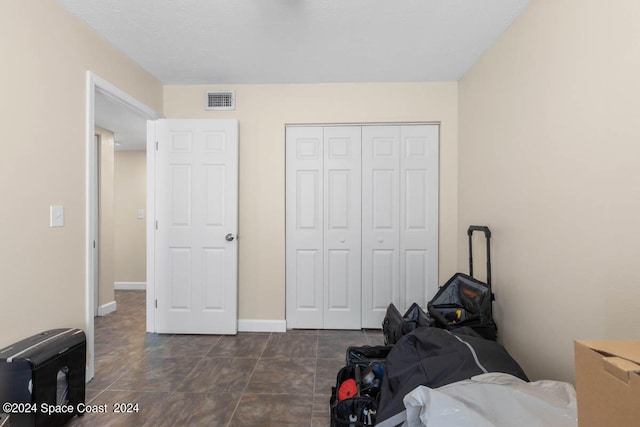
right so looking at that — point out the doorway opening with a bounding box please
[85,72,161,380]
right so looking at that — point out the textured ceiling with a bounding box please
[57,0,531,85]
[67,0,531,150]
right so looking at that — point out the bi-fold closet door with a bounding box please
[285,126,362,330]
[286,124,438,330]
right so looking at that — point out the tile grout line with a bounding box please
[313,331,319,396]
[312,330,320,427]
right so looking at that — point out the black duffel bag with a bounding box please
[382,302,434,345]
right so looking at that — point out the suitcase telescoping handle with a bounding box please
[467,225,492,287]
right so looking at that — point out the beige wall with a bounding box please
[0,0,162,348]
[114,151,147,283]
[164,82,459,321]
[13,0,630,387]
[95,128,115,307]
[459,0,640,382]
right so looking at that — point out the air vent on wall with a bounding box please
[205,90,235,111]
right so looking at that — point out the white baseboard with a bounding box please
[97,300,117,316]
[237,319,286,333]
[114,282,146,290]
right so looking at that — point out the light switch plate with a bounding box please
[137,209,145,219]
[50,205,64,227]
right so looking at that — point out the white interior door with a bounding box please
[323,127,362,329]
[154,119,238,334]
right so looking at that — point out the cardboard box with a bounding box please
[574,340,640,427]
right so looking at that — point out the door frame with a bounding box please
[85,71,161,381]
[93,133,100,315]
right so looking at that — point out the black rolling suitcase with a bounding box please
[428,225,498,340]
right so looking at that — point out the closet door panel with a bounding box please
[294,249,321,307]
[371,249,395,308]
[404,250,428,306]
[327,249,350,308]
[286,127,324,328]
[400,125,439,311]
[323,127,361,329]
[361,126,400,328]
[327,170,351,229]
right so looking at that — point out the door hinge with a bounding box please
[155,220,158,230]
[155,141,158,151]
[93,240,96,249]
[155,299,158,309]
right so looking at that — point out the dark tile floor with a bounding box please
[68,290,384,426]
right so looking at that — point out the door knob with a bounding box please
[225,233,235,242]
[377,237,384,243]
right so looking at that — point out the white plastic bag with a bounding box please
[403,373,577,427]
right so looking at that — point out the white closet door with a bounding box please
[323,127,362,329]
[286,124,438,330]
[400,125,439,312]
[285,126,324,328]
[361,126,401,328]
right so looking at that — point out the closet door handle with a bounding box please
[377,237,384,243]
